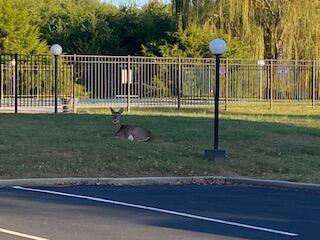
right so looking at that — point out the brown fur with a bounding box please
[111,108,151,142]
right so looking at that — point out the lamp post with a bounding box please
[50,44,63,114]
[205,38,227,161]
[257,60,265,100]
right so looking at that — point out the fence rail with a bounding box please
[0,54,319,113]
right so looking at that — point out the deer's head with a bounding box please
[110,107,124,124]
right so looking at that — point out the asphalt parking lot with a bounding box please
[0,184,319,240]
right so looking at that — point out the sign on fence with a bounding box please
[121,69,132,84]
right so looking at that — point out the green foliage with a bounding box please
[39,0,120,54]
[146,75,168,98]
[146,24,253,58]
[171,0,320,60]
[112,2,175,55]
[0,0,47,54]
[0,0,319,60]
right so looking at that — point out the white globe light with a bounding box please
[11,59,16,66]
[209,38,227,55]
[257,60,265,67]
[50,44,63,56]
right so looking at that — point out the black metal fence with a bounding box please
[0,54,319,113]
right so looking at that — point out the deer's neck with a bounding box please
[112,122,122,134]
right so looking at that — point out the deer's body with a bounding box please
[111,108,151,142]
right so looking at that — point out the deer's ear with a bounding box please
[119,108,124,114]
[110,107,114,114]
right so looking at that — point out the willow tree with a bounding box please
[171,0,264,58]
[282,0,320,59]
[171,0,320,60]
[215,0,264,59]
[172,0,191,30]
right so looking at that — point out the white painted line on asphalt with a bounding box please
[13,186,299,237]
[0,228,50,240]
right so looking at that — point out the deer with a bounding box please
[110,107,151,142]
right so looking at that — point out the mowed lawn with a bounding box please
[1,105,320,183]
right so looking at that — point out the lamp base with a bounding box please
[204,149,226,161]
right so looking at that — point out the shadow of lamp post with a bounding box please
[50,44,63,114]
[204,38,227,161]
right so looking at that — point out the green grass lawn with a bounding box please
[1,105,320,183]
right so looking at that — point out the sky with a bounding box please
[103,0,170,6]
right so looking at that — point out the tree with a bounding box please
[38,0,120,54]
[170,0,320,60]
[112,1,175,55]
[1,0,319,59]
[171,0,191,30]
[0,0,47,54]
[144,23,253,58]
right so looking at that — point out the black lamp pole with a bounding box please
[14,53,18,114]
[54,55,58,114]
[50,44,62,114]
[205,53,225,160]
[214,54,220,150]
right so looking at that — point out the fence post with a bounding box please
[259,64,263,100]
[225,59,229,111]
[312,60,316,108]
[73,54,77,113]
[270,59,273,110]
[14,53,18,114]
[127,55,131,112]
[208,62,211,101]
[0,55,2,108]
[294,60,298,100]
[178,57,181,109]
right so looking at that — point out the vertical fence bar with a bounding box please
[14,53,18,113]
[29,55,32,107]
[178,57,181,109]
[270,59,273,110]
[95,56,98,102]
[208,61,211,101]
[127,55,131,112]
[225,59,228,111]
[312,60,316,108]
[318,60,320,105]
[73,54,77,112]
[294,60,298,101]
[259,63,263,100]
[0,55,2,108]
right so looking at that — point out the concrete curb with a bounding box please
[1,176,320,191]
